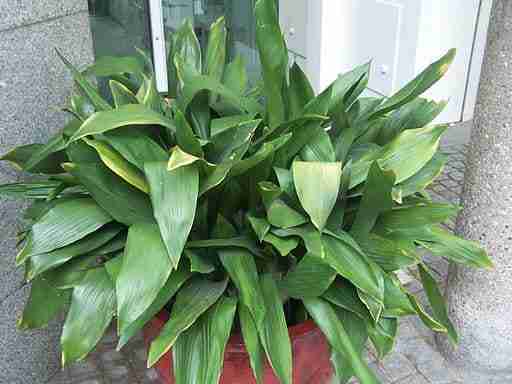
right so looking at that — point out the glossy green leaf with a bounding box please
[69,104,175,142]
[117,264,191,350]
[303,297,379,384]
[323,278,370,320]
[350,162,395,240]
[255,0,288,128]
[17,275,70,329]
[247,214,271,242]
[84,138,149,193]
[173,296,237,384]
[293,161,342,232]
[378,202,459,230]
[83,55,145,78]
[173,19,202,76]
[323,233,384,303]
[117,222,173,334]
[394,153,447,198]
[258,274,292,384]
[382,273,416,317]
[419,264,458,344]
[187,237,262,258]
[371,49,456,118]
[300,129,336,162]
[205,17,227,82]
[280,254,337,298]
[239,305,265,384]
[219,248,266,327]
[0,181,63,200]
[406,292,447,333]
[26,223,122,280]
[64,162,153,225]
[350,124,447,188]
[209,120,260,163]
[272,224,324,257]
[61,267,115,365]
[101,129,168,171]
[56,49,112,111]
[367,317,397,359]
[223,55,248,95]
[17,198,112,263]
[266,199,308,229]
[145,162,199,269]
[263,233,299,256]
[328,61,371,114]
[148,277,228,366]
[287,62,315,119]
[109,80,139,107]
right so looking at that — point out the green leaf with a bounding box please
[350,124,447,188]
[323,278,370,320]
[101,129,168,171]
[219,248,266,327]
[117,264,191,350]
[61,267,115,365]
[26,223,122,280]
[174,19,202,76]
[17,198,112,264]
[223,54,248,95]
[83,55,145,78]
[187,237,263,258]
[117,222,173,334]
[210,114,255,137]
[272,224,324,257]
[255,0,288,128]
[69,104,175,142]
[280,254,337,298]
[394,153,447,198]
[147,277,228,366]
[266,199,308,229]
[258,274,292,384]
[371,49,456,118]
[293,161,342,232]
[184,249,216,274]
[378,202,459,230]
[145,162,199,269]
[109,80,139,107]
[382,273,416,317]
[323,233,384,303]
[173,296,237,384]
[174,107,203,157]
[419,264,458,344]
[300,129,336,162]
[263,233,299,256]
[376,98,447,145]
[328,61,371,114]
[17,275,70,329]
[208,120,260,163]
[0,181,63,200]
[56,49,112,111]
[356,234,418,272]
[205,17,227,82]
[303,297,379,384]
[84,138,149,193]
[239,305,265,384]
[406,291,447,333]
[287,62,315,119]
[247,214,271,242]
[367,317,397,359]
[64,162,153,225]
[350,162,395,240]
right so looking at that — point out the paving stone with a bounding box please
[380,352,416,382]
[394,374,430,384]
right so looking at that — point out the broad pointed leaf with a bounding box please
[145,162,199,269]
[239,305,265,384]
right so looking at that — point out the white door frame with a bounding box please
[148,0,169,93]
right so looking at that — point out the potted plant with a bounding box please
[0,0,491,383]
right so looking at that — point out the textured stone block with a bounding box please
[438,1,512,381]
[0,11,94,277]
[0,0,88,32]
[0,285,62,384]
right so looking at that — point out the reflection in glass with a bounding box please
[162,0,261,83]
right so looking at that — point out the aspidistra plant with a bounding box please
[0,0,491,383]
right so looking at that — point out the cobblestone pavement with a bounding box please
[49,144,469,384]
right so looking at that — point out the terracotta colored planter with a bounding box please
[143,311,334,384]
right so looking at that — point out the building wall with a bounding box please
[0,2,94,383]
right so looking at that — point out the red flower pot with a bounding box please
[143,311,334,384]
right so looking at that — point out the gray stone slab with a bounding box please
[0,10,94,275]
[0,285,62,384]
[0,0,88,32]
[438,0,512,380]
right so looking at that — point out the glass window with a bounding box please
[88,0,152,59]
[162,0,261,82]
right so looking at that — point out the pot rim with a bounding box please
[152,311,318,352]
